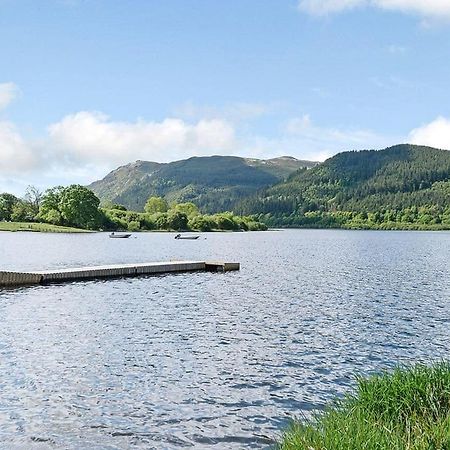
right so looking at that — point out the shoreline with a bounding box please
[2,222,449,234]
[0,222,91,233]
[271,223,450,232]
[0,223,263,234]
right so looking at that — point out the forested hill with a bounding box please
[238,144,450,229]
[89,155,316,213]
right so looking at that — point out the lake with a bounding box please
[0,229,449,449]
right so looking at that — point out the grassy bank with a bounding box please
[0,222,90,233]
[279,363,450,450]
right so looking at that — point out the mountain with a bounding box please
[89,155,317,212]
[239,144,450,229]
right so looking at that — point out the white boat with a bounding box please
[109,232,132,239]
[174,234,200,240]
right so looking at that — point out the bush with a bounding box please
[172,202,199,217]
[188,215,214,231]
[246,221,268,231]
[40,208,63,225]
[214,214,239,230]
[154,212,169,230]
[167,211,188,231]
[127,220,140,231]
[141,214,156,230]
[10,201,36,222]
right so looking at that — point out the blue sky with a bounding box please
[1,0,450,193]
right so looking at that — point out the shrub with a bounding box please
[214,214,239,230]
[189,215,214,231]
[40,208,63,226]
[167,211,188,231]
[141,214,156,230]
[154,212,169,230]
[127,220,141,232]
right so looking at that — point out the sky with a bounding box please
[1,0,450,194]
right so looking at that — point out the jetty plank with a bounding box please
[0,261,239,287]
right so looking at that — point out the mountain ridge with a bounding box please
[89,155,317,212]
[238,144,450,228]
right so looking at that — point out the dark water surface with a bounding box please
[0,229,449,449]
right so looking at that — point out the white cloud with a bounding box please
[235,114,395,163]
[377,0,450,18]
[0,121,36,173]
[298,0,450,18]
[285,114,385,148]
[0,110,239,192]
[0,108,401,194]
[47,111,236,165]
[409,116,450,150]
[47,112,385,175]
[0,83,19,111]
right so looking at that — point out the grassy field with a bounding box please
[0,222,90,233]
[279,363,450,450]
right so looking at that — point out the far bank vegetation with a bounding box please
[0,186,267,232]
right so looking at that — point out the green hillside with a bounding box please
[89,155,316,213]
[239,144,450,229]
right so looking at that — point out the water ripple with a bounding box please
[0,230,449,448]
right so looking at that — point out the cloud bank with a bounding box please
[0,83,446,194]
[0,108,393,192]
[298,0,450,18]
[409,116,450,150]
[0,111,240,192]
[0,121,36,172]
[48,112,236,165]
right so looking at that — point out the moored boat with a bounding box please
[174,233,200,240]
[109,232,132,238]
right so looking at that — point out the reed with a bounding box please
[279,362,450,450]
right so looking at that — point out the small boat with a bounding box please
[174,233,200,240]
[109,232,132,239]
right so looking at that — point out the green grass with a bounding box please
[0,221,91,233]
[279,363,450,450]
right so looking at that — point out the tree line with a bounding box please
[0,185,267,232]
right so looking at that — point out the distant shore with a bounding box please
[2,221,449,234]
[278,223,450,232]
[0,222,263,234]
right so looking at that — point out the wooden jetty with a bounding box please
[0,260,240,287]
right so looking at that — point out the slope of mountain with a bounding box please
[239,144,450,228]
[244,156,317,178]
[89,155,316,212]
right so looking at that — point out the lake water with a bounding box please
[0,229,449,449]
